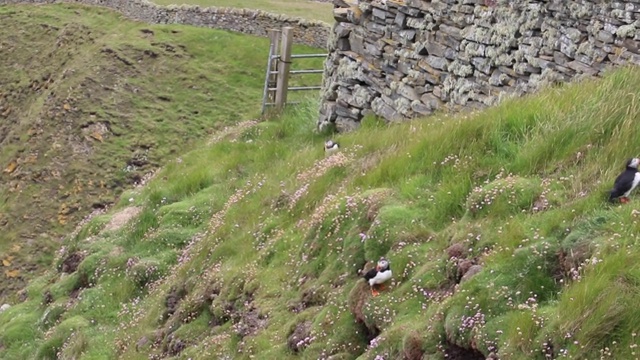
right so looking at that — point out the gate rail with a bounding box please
[261,27,327,114]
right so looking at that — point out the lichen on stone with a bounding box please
[492,52,514,67]
[407,69,423,81]
[462,25,492,45]
[484,46,498,59]
[525,54,539,68]
[352,85,374,108]
[586,20,604,37]
[616,21,639,38]
[513,48,526,62]
[462,40,486,57]
[394,96,412,115]
[336,56,366,82]
[611,9,625,21]
[448,60,473,77]
[406,17,427,30]
[568,2,592,19]
[576,40,598,60]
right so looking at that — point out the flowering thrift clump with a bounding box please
[466,173,541,217]
[434,154,473,170]
[207,120,260,145]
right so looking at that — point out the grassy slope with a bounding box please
[3,65,640,360]
[152,0,335,24]
[0,4,322,302]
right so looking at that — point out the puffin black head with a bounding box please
[376,258,390,271]
[325,140,338,149]
[626,158,640,170]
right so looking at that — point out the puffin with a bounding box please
[324,140,340,157]
[363,258,392,296]
[609,157,640,204]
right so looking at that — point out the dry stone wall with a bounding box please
[319,0,640,132]
[0,0,330,48]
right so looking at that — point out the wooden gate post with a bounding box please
[275,27,294,110]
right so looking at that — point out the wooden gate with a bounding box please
[261,27,327,114]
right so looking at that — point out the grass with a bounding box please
[3,65,640,359]
[0,3,324,302]
[152,0,335,24]
[4,4,640,360]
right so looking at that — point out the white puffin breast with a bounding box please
[369,269,392,286]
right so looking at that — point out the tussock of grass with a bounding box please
[3,43,640,360]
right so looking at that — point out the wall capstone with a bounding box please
[319,0,640,132]
[0,0,331,48]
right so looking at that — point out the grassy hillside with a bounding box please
[2,65,640,359]
[0,4,323,302]
[152,0,335,24]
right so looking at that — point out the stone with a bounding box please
[423,72,441,84]
[460,265,483,283]
[335,23,353,38]
[288,321,312,353]
[365,21,387,36]
[336,37,351,51]
[399,29,417,42]
[364,41,382,57]
[0,304,10,312]
[333,0,355,7]
[397,59,417,75]
[566,60,599,75]
[333,8,350,23]
[406,17,427,30]
[425,41,448,57]
[335,105,361,119]
[349,85,375,108]
[372,7,387,21]
[436,30,461,50]
[489,69,507,86]
[553,50,571,65]
[395,12,407,28]
[397,83,420,101]
[439,24,463,40]
[317,0,640,131]
[420,93,442,110]
[534,56,553,69]
[415,42,429,55]
[335,116,360,132]
[433,86,443,99]
[461,26,492,44]
[559,36,578,57]
[472,57,492,75]
[398,6,421,17]
[411,100,432,115]
[371,97,401,120]
[597,30,615,43]
[563,27,584,43]
[349,33,366,54]
[425,55,449,70]
[319,102,338,121]
[621,37,640,53]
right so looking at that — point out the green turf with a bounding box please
[0,3,324,302]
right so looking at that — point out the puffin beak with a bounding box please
[375,265,380,271]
